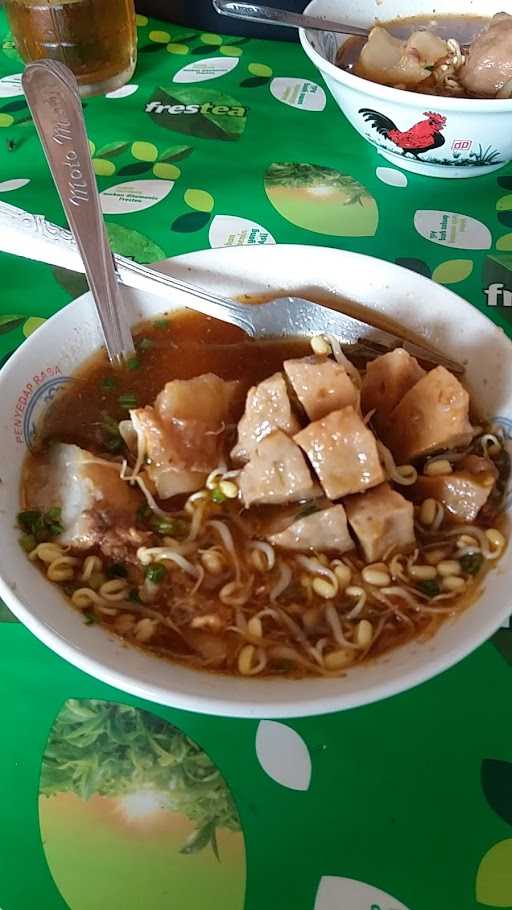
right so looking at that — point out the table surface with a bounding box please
[1,12,512,910]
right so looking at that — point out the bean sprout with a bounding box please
[219,579,253,606]
[81,555,103,582]
[99,578,130,602]
[295,555,338,589]
[321,333,361,387]
[29,542,65,564]
[325,605,359,649]
[137,546,199,577]
[377,442,417,485]
[71,588,105,609]
[269,560,292,601]
[208,520,241,581]
[249,541,276,572]
[47,556,79,582]
[134,474,174,519]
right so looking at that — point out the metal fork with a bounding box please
[0,199,462,373]
[22,60,135,366]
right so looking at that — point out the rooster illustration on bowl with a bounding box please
[360,109,447,159]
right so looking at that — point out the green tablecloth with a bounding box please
[1,12,512,910]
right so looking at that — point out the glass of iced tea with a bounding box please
[5,0,137,97]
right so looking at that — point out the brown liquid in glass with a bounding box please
[5,0,136,94]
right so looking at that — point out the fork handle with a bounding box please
[22,60,134,363]
[0,199,257,336]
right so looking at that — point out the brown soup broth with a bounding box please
[39,311,310,455]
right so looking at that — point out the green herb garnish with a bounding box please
[100,375,117,391]
[126,356,140,371]
[137,337,153,352]
[417,579,441,599]
[460,552,484,576]
[424,64,434,72]
[128,588,141,604]
[19,533,36,553]
[118,392,137,410]
[83,610,96,625]
[136,503,151,524]
[17,507,63,543]
[150,515,186,537]
[106,563,128,579]
[17,510,41,534]
[145,563,166,584]
[153,318,168,329]
[99,412,123,453]
[211,487,226,504]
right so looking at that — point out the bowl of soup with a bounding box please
[0,244,511,717]
[300,0,512,178]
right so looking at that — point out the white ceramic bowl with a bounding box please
[300,0,512,178]
[1,244,511,717]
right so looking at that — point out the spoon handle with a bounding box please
[22,60,135,365]
[212,0,369,36]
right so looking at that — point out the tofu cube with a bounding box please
[294,406,385,500]
[268,503,354,554]
[240,430,318,507]
[384,366,474,463]
[232,372,300,464]
[344,482,415,562]
[361,348,425,428]
[284,355,359,421]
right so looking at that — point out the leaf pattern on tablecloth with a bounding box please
[476,840,512,907]
[482,760,512,826]
[264,162,378,236]
[39,700,245,910]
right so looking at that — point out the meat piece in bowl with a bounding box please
[460,13,512,98]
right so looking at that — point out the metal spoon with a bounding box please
[22,60,135,366]
[212,0,370,37]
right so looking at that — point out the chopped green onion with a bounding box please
[153,318,168,329]
[145,563,166,584]
[17,507,63,541]
[136,503,152,524]
[48,509,64,537]
[137,337,153,352]
[18,510,42,534]
[417,579,441,599]
[150,515,186,536]
[460,552,484,576]
[104,436,123,454]
[126,356,140,371]
[47,520,64,537]
[100,412,119,434]
[128,588,141,604]
[118,393,137,410]
[211,487,226,504]
[83,610,96,625]
[19,533,36,553]
[106,563,128,579]
[100,375,117,391]
[100,412,123,452]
